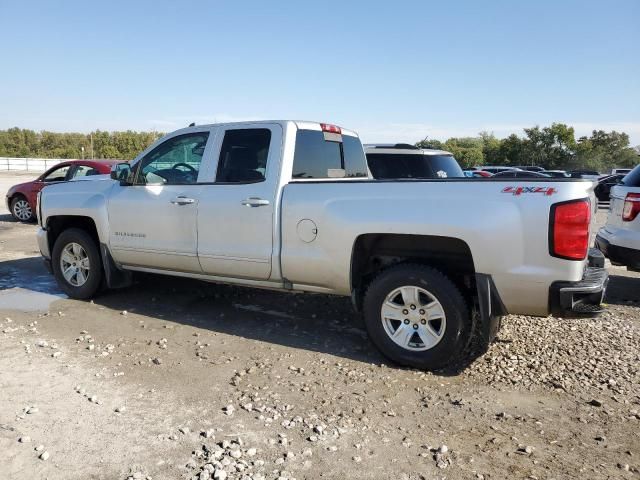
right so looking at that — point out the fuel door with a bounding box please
[296,219,318,243]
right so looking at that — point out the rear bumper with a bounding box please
[549,249,609,317]
[595,234,640,270]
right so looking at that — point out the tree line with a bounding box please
[0,123,638,172]
[417,123,639,172]
[0,128,163,161]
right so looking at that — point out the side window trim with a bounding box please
[66,165,78,180]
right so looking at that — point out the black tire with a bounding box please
[363,264,471,370]
[10,195,35,222]
[52,228,103,299]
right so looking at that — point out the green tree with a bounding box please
[522,123,576,169]
[479,131,502,165]
[415,137,445,150]
[574,130,638,172]
[0,128,163,160]
[497,134,526,166]
[442,137,484,168]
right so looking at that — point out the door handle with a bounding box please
[170,196,196,205]
[241,197,270,207]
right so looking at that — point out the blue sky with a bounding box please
[1,0,638,144]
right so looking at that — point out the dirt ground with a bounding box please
[1,171,639,480]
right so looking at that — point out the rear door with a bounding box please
[196,124,282,279]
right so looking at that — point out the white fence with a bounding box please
[0,157,71,172]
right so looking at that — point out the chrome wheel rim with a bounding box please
[60,243,90,287]
[380,285,446,351]
[13,199,32,221]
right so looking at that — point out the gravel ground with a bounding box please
[1,172,639,479]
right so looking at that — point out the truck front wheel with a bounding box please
[363,264,471,370]
[52,228,103,299]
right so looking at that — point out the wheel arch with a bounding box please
[350,233,505,347]
[350,233,477,297]
[46,215,132,290]
[9,191,28,203]
[46,215,100,254]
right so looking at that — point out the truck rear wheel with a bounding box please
[363,264,470,370]
[52,228,103,299]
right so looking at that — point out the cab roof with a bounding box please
[175,120,359,138]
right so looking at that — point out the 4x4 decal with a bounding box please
[502,186,557,196]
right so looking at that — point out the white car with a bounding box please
[596,165,640,271]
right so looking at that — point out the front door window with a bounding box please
[135,133,209,185]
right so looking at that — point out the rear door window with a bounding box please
[292,130,367,179]
[216,129,272,183]
[72,165,101,178]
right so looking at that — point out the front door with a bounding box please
[196,125,281,280]
[107,131,212,272]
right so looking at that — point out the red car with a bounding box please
[5,160,121,222]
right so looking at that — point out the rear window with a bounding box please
[292,130,368,179]
[622,165,640,187]
[366,153,464,180]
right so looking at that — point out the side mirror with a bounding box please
[111,163,133,185]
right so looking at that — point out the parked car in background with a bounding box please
[5,160,121,222]
[365,144,464,179]
[492,170,551,179]
[596,165,640,271]
[541,170,570,178]
[476,166,521,175]
[611,168,632,176]
[594,174,626,202]
[569,169,601,180]
[513,166,546,172]
[463,169,492,178]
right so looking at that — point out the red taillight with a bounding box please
[550,199,591,260]
[622,193,640,222]
[320,123,342,134]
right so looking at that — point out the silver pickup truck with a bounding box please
[35,120,608,370]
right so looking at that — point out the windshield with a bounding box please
[366,153,464,179]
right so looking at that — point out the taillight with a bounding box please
[320,123,342,134]
[622,193,640,222]
[550,199,591,260]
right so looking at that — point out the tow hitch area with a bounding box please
[549,249,609,317]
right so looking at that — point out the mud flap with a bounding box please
[100,244,132,289]
[474,273,507,348]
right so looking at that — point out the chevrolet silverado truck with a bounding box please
[35,120,608,370]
